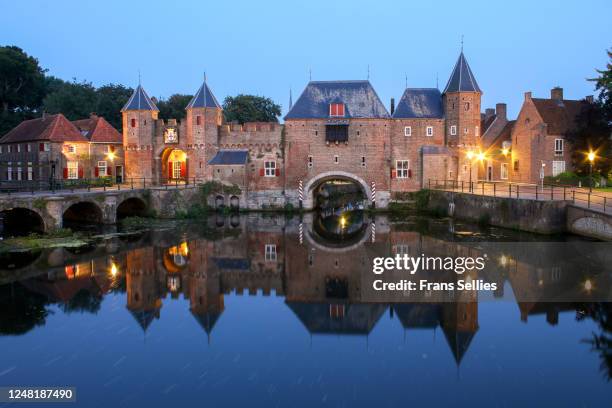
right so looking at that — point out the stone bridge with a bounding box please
[0,186,202,234]
[566,205,612,241]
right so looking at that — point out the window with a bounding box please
[554,139,564,155]
[501,163,508,180]
[394,244,410,256]
[44,143,50,152]
[67,161,79,179]
[264,161,276,177]
[7,162,12,181]
[27,143,32,152]
[98,161,108,177]
[361,156,366,167]
[334,155,339,164]
[513,160,519,172]
[27,162,33,181]
[196,115,201,126]
[396,160,409,178]
[265,244,277,261]
[131,118,136,128]
[17,144,21,153]
[7,145,11,153]
[450,125,457,136]
[552,161,565,176]
[426,126,433,137]
[464,102,470,111]
[464,127,468,134]
[308,155,313,168]
[16,162,22,181]
[66,145,76,154]
[404,126,411,137]
[329,103,345,117]
[475,126,479,137]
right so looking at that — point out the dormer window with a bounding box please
[329,103,345,117]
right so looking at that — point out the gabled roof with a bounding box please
[72,115,122,143]
[285,80,390,120]
[121,85,159,111]
[530,98,585,135]
[208,150,249,166]
[393,88,443,119]
[443,52,481,94]
[484,120,515,149]
[186,81,221,109]
[0,114,89,144]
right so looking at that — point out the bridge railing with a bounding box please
[428,179,610,214]
[0,177,213,196]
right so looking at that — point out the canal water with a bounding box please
[0,213,610,407]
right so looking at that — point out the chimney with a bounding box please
[89,112,98,119]
[495,103,507,120]
[551,87,563,101]
[390,98,395,115]
[484,108,495,122]
[586,95,594,103]
[524,92,532,101]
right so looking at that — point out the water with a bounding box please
[0,213,610,407]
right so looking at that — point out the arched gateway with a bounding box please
[302,171,371,210]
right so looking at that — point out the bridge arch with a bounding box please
[0,207,45,236]
[62,201,103,228]
[116,197,148,220]
[302,171,371,210]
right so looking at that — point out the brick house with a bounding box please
[510,87,588,184]
[0,113,123,186]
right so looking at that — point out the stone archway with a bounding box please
[160,148,187,183]
[62,201,104,228]
[302,171,371,210]
[0,207,45,236]
[116,197,148,220]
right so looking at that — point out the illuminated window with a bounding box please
[27,162,33,181]
[67,161,79,179]
[66,144,76,153]
[501,163,508,180]
[7,162,12,181]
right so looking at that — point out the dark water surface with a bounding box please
[0,214,610,407]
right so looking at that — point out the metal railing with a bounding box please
[428,179,610,214]
[0,177,208,196]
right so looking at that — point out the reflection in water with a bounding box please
[0,214,610,405]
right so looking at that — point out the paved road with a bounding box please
[431,181,612,214]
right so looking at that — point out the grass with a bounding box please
[595,187,612,192]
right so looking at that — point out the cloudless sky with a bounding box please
[1,0,610,118]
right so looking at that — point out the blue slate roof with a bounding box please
[392,88,443,119]
[208,150,249,165]
[186,81,221,109]
[285,80,390,119]
[121,85,159,111]
[443,52,481,94]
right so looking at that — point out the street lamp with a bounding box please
[587,151,595,193]
[466,151,474,192]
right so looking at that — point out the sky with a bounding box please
[1,0,610,119]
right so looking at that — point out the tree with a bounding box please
[569,50,612,178]
[43,78,97,120]
[222,94,281,124]
[157,94,193,121]
[0,46,47,135]
[95,84,133,130]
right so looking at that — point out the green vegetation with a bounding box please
[0,228,88,253]
[157,94,194,121]
[544,171,609,188]
[222,94,281,124]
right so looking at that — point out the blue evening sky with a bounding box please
[1,0,610,118]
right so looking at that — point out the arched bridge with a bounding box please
[0,189,152,234]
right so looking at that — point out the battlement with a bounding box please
[223,122,281,133]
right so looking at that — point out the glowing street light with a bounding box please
[107,151,116,161]
[502,148,509,156]
[587,151,596,193]
[110,261,118,277]
[477,152,486,162]
[584,279,593,292]
[339,215,347,229]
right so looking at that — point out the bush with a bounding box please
[545,171,600,187]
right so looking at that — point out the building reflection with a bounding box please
[1,214,610,369]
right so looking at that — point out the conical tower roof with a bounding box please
[186,81,221,109]
[121,85,159,111]
[443,52,481,94]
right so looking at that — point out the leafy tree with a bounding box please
[95,84,133,130]
[157,94,193,121]
[222,94,281,124]
[43,78,97,120]
[0,46,47,135]
[569,50,612,178]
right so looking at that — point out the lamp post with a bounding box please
[588,151,595,193]
[466,151,474,192]
[540,161,546,190]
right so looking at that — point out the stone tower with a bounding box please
[443,52,482,149]
[121,84,159,181]
[185,79,223,179]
